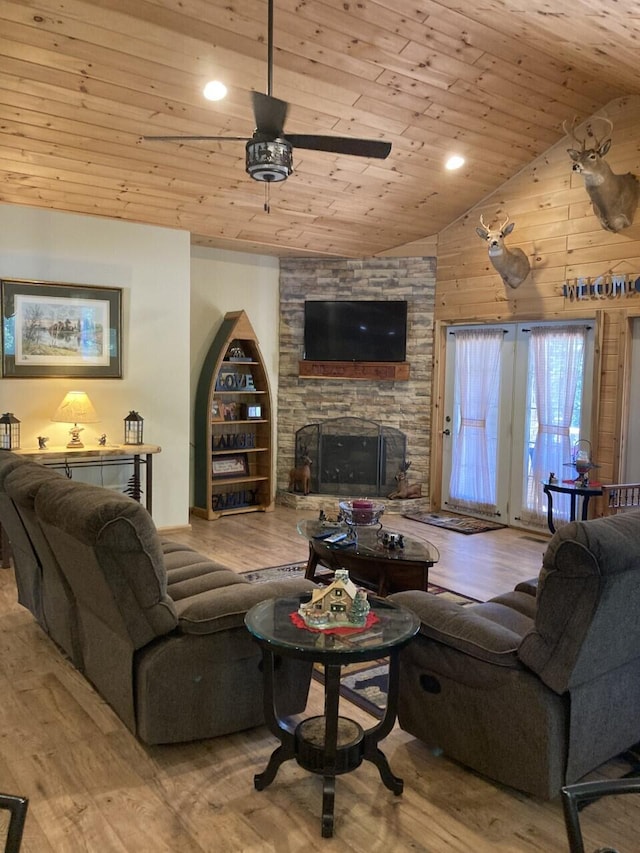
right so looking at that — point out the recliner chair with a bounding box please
[389,511,640,799]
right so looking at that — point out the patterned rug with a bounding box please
[242,564,477,718]
[403,511,506,534]
[239,562,310,583]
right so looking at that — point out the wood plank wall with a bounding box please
[431,94,640,504]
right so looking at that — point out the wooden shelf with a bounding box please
[211,447,268,455]
[298,360,410,381]
[211,475,269,487]
[193,310,274,520]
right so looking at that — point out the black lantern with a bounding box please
[0,412,20,449]
[124,411,144,445]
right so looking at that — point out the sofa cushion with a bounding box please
[389,591,528,667]
[519,510,640,693]
[34,478,179,639]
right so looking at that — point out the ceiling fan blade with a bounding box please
[143,135,250,142]
[285,134,391,159]
[252,91,288,136]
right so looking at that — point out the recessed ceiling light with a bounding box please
[203,80,228,101]
[445,155,465,171]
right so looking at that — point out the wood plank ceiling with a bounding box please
[1,0,639,258]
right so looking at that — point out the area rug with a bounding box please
[403,511,506,534]
[239,562,335,584]
[242,566,478,719]
[239,562,309,583]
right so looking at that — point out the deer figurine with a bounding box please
[564,116,639,233]
[288,455,312,495]
[475,215,530,289]
[388,461,422,500]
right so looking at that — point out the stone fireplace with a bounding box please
[276,256,436,514]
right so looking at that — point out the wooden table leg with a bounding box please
[254,648,296,790]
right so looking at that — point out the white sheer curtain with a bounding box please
[520,324,587,527]
[449,328,503,515]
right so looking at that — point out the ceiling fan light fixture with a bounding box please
[246,139,293,182]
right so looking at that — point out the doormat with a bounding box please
[403,511,506,534]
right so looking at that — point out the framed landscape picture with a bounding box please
[1,279,123,378]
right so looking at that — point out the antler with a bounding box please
[562,116,585,150]
[479,213,488,228]
[586,116,613,149]
[499,215,510,231]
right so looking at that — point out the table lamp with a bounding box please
[51,391,100,448]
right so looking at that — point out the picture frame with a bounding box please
[212,454,249,478]
[1,279,122,378]
[222,401,239,421]
[211,398,224,421]
[243,403,263,419]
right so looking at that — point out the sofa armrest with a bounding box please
[389,590,525,667]
[514,577,539,596]
[175,577,316,635]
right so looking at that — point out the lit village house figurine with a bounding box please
[298,569,370,629]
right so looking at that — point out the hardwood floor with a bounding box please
[0,508,636,852]
[176,507,550,602]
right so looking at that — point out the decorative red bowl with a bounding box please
[339,499,385,526]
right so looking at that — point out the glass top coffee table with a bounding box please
[245,595,420,838]
[297,518,440,596]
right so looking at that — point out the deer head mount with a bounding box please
[564,116,639,233]
[475,215,531,289]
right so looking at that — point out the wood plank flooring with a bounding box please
[0,507,637,852]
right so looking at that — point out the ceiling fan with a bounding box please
[143,0,391,185]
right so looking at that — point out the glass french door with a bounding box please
[624,318,640,481]
[442,321,594,529]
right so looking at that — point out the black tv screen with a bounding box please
[303,300,407,362]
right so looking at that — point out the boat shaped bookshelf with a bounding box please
[193,310,274,520]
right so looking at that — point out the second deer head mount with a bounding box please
[564,116,639,233]
[475,215,531,289]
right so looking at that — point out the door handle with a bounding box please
[442,428,451,436]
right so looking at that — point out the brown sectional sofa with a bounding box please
[0,449,315,744]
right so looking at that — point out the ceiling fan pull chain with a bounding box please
[264,183,270,214]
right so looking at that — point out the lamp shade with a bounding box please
[52,391,99,424]
[51,391,99,448]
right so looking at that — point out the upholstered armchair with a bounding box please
[389,511,640,799]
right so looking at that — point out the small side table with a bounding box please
[245,595,419,838]
[542,480,603,533]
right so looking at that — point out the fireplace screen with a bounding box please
[294,417,406,497]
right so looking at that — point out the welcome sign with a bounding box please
[562,274,640,301]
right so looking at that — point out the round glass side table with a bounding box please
[245,594,419,838]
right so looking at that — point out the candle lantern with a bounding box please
[0,412,21,449]
[564,438,598,486]
[124,410,144,445]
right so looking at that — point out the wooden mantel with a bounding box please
[298,360,410,381]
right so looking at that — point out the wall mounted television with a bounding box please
[303,300,408,362]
